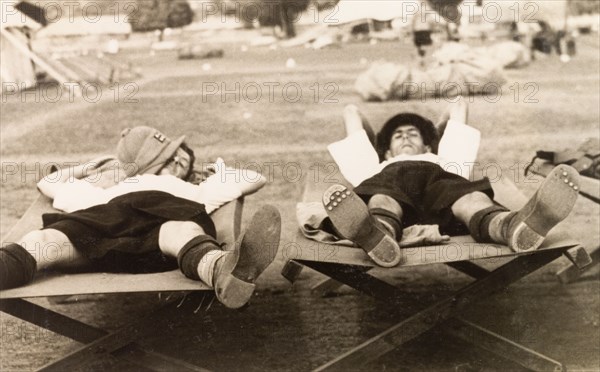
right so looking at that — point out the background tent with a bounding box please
[1,0,41,92]
[330,0,407,25]
[30,14,134,85]
[325,0,458,26]
[458,0,568,38]
[35,15,131,38]
[493,0,567,29]
[287,0,455,48]
[2,1,131,94]
[34,14,131,54]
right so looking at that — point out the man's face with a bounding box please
[158,147,192,179]
[385,124,431,159]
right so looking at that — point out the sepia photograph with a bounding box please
[1,0,599,370]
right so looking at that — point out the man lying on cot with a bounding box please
[0,127,281,309]
[324,99,580,267]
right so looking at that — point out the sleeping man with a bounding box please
[1,127,281,309]
[323,101,579,267]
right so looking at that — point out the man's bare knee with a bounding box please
[452,191,495,224]
[19,229,86,269]
[368,194,402,217]
[454,191,493,206]
[159,221,207,257]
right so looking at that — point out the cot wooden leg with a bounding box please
[299,261,420,309]
[311,267,373,297]
[281,260,305,283]
[301,250,565,371]
[557,246,600,284]
[442,318,564,372]
[0,299,103,343]
[311,277,345,297]
[309,261,490,297]
[1,296,209,372]
[37,292,211,371]
[563,246,593,269]
[446,261,491,279]
[47,295,75,305]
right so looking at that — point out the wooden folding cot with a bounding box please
[282,170,591,371]
[0,194,243,371]
[1,163,595,370]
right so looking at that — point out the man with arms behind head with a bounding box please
[325,101,579,267]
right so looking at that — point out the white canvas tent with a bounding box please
[35,15,131,38]
[1,1,120,94]
[321,0,451,27]
[458,0,568,38]
[1,0,41,92]
[493,0,567,29]
[33,14,131,55]
[329,0,408,25]
[285,0,450,48]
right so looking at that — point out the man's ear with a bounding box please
[425,145,432,153]
[384,149,392,160]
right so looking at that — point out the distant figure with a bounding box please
[411,5,436,65]
[510,22,521,42]
[532,21,558,55]
[446,22,460,42]
[566,34,577,56]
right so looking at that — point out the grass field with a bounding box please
[1,35,599,370]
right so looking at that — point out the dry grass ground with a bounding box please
[1,35,599,371]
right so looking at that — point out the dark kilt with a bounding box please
[42,191,215,273]
[354,161,494,236]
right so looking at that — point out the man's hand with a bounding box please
[343,105,364,136]
[343,104,376,145]
[193,159,219,183]
[437,96,468,127]
[436,96,468,138]
[448,96,468,123]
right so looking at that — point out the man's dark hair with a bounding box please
[179,142,196,181]
[375,113,439,161]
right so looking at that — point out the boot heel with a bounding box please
[215,273,256,309]
[509,222,545,252]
